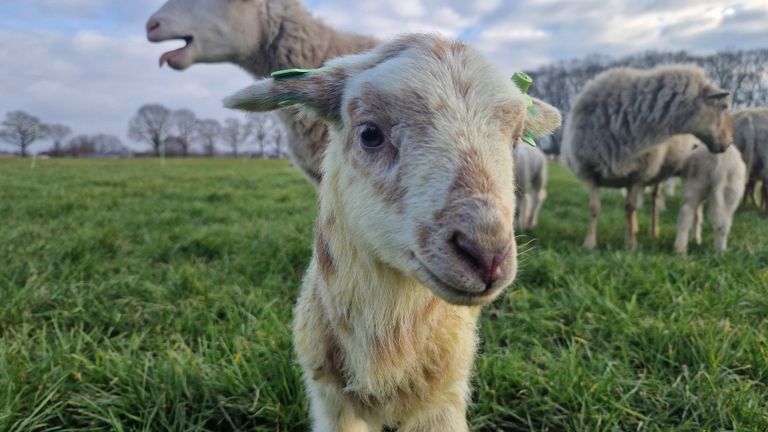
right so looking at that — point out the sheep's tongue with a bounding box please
[159,47,185,67]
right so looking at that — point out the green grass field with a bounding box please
[1,158,767,431]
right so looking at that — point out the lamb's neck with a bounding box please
[241,0,377,78]
[318,219,438,333]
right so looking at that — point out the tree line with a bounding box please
[0,104,287,159]
[526,48,768,154]
[3,48,766,158]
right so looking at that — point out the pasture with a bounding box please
[1,158,767,431]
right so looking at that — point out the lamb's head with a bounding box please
[686,81,733,154]
[147,0,265,69]
[225,34,561,306]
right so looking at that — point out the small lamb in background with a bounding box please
[674,145,746,255]
[514,143,548,230]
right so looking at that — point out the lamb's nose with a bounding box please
[451,232,511,287]
[146,18,161,34]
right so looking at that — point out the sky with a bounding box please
[0,0,766,154]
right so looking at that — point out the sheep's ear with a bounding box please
[524,97,562,139]
[704,86,730,100]
[223,68,347,121]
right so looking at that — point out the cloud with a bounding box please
[0,28,252,153]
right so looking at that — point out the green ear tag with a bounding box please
[512,71,532,94]
[512,71,537,147]
[522,133,537,147]
[271,68,317,80]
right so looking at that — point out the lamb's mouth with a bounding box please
[156,36,195,69]
[411,253,502,306]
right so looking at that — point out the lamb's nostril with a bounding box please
[147,18,161,34]
[451,232,510,287]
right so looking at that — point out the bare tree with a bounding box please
[65,135,96,157]
[128,104,172,156]
[248,113,276,158]
[46,123,72,157]
[222,117,252,158]
[196,119,221,157]
[92,134,127,154]
[0,111,47,157]
[172,109,197,157]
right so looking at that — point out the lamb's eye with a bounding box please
[359,124,384,149]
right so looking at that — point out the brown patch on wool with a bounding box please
[450,148,499,199]
[315,228,336,282]
[493,103,525,141]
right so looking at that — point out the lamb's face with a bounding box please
[224,35,562,306]
[147,0,263,69]
[326,44,525,305]
[688,86,733,154]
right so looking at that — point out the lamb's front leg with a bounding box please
[399,403,469,432]
[528,188,546,229]
[675,201,697,255]
[306,382,378,432]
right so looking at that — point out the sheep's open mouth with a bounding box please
[158,36,194,68]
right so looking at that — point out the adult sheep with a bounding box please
[147,0,378,186]
[224,34,561,431]
[733,108,768,213]
[561,65,733,249]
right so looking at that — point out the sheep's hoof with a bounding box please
[583,239,597,250]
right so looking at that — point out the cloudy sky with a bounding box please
[1,0,766,153]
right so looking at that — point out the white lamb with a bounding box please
[674,144,746,255]
[514,143,548,230]
[147,0,378,186]
[224,34,561,431]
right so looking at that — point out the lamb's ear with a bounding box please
[524,97,562,139]
[223,68,347,121]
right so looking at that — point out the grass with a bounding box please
[1,158,767,431]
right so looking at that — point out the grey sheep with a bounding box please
[147,0,378,186]
[561,64,733,249]
[732,108,768,213]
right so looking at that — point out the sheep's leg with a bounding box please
[528,188,547,229]
[674,199,698,255]
[709,193,732,253]
[650,183,662,238]
[664,177,676,199]
[517,192,530,230]
[584,183,601,250]
[306,382,375,432]
[693,204,703,245]
[625,184,642,250]
[399,404,468,432]
[762,181,768,215]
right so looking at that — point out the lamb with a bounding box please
[674,145,746,255]
[732,108,768,213]
[224,34,561,431]
[514,143,548,230]
[561,64,733,249]
[147,0,378,186]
